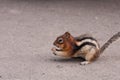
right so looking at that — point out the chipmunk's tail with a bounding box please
[100,32,120,54]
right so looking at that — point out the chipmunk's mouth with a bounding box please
[55,46,63,51]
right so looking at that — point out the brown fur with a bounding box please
[53,32,76,57]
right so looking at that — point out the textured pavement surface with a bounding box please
[0,0,120,80]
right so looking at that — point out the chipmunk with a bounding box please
[51,32,120,65]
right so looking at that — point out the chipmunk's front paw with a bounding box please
[51,47,57,55]
[51,47,56,52]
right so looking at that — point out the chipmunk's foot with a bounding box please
[80,61,90,65]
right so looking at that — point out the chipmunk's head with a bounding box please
[52,32,75,57]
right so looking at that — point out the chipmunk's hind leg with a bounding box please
[80,48,98,65]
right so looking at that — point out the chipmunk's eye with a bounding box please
[58,38,63,44]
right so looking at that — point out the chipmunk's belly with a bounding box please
[73,50,86,58]
[73,45,93,58]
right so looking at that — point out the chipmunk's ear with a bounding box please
[64,32,71,39]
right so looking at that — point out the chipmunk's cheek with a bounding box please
[60,44,65,49]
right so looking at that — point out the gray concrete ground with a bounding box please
[0,0,120,80]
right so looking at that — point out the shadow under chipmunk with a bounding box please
[50,57,86,63]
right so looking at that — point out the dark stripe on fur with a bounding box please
[75,37,97,42]
[73,42,96,54]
